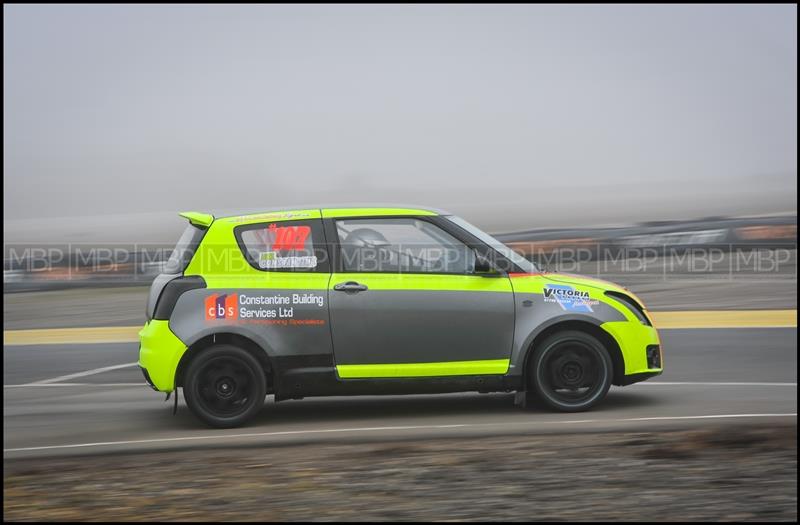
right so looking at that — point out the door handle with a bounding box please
[333,281,369,293]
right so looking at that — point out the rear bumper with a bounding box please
[140,366,158,391]
[138,320,187,392]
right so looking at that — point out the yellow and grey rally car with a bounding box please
[139,206,663,428]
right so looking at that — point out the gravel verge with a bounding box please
[4,424,796,521]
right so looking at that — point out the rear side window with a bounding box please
[235,219,330,272]
[164,224,206,274]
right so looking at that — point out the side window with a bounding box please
[336,218,476,274]
[235,219,329,272]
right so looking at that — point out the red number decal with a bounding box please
[268,224,311,251]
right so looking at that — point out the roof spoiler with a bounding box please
[179,211,214,228]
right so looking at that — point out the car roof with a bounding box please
[209,204,452,221]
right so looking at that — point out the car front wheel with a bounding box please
[183,345,267,428]
[528,330,613,412]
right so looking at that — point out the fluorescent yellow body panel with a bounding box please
[202,273,331,290]
[138,320,187,392]
[601,321,662,375]
[217,209,322,226]
[179,211,214,227]
[322,207,437,218]
[330,273,513,292]
[337,359,510,378]
[184,209,328,289]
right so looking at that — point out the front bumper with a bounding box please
[601,320,664,380]
[617,371,662,386]
[138,319,188,392]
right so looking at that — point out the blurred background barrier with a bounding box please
[4,214,795,293]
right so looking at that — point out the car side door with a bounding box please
[325,215,515,379]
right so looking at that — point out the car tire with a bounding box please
[183,344,267,428]
[527,330,613,412]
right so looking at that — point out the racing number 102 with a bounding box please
[268,224,311,251]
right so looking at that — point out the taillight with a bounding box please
[152,276,207,320]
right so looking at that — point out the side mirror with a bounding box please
[474,251,503,277]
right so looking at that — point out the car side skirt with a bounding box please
[273,355,521,400]
[336,359,510,379]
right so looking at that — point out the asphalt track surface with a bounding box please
[3,328,796,459]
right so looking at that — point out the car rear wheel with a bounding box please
[184,345,266,428]
[528,330,613,412]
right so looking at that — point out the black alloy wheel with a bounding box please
[184,345,267,428]
[529,330,613,412]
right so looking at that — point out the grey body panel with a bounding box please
[166,284,624,375]
[328,289,515,365]
[506,291,627,377]
[163,278,628,391]
[169,288,334,359]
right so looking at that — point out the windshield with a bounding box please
[445,215,539,274]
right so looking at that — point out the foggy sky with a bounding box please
[3,4,797,240]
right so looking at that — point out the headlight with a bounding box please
[605,291,652,326]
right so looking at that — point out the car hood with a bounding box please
[542,272,625,292]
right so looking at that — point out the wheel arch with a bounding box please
[521,320,625,388]
[175,332,275,392]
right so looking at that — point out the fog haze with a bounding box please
[4,4,797,240]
